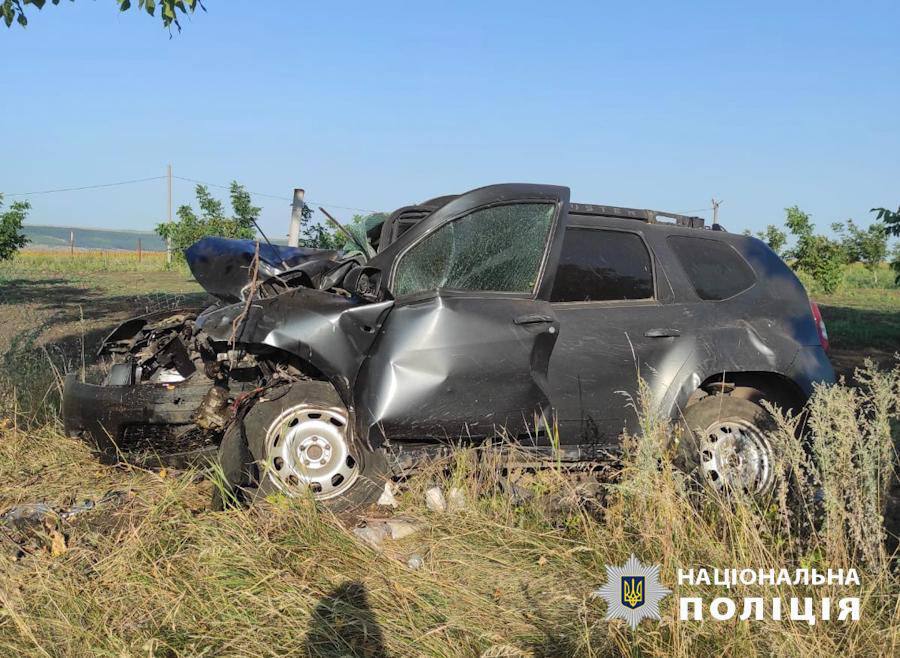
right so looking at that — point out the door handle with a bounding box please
[514,314,554,326]
[644,327,681,338]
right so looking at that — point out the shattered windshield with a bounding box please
[392,203,555,296]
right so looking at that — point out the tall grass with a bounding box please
[0,364,898,656]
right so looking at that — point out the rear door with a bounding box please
[544,218,692,446]
[355,185,570,444]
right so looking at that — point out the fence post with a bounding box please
[69,230,75,257]
[137,238,142,262]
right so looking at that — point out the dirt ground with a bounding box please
[0,270,208,375]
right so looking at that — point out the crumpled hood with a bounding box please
[185,236,339,303]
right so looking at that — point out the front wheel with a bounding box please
[212,381,388,513]
[678,396,779,497]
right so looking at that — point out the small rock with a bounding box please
[407,554,424,570]
[447,486,467,512]
[377,482,399,508]
[425,486,447,513]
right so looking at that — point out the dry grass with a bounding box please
[0,363,898,657]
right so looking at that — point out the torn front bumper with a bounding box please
[62,373,213,462]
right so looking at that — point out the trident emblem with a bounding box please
[622,575,645,609]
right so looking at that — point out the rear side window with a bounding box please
[550,228,654,302]
[667,236,756,300]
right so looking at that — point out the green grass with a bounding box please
[796,263,900,353]
[0,248,185,275]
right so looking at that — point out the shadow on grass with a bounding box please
[0,275,210,421]
[819,304,900,352]
[818,304,900,379]
[304,581,387,658]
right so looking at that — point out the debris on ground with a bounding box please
[425,486,447,513]
[376,481,400,508]
[0,491,128,560]
[447,486,466,512]
[352,516,423,551]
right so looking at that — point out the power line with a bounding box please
[2,173,384,214]
[173,175,383,214]
[173,175,292,202]
[4,176,167,196]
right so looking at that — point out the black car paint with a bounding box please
[62,183,835,459]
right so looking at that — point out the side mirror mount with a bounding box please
[343,266,383,302]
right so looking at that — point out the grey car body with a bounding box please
[63,183,834,475]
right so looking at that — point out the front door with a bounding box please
[355,186,570,444]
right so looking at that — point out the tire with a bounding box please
[211,420,257,510]
[677,395,779,497]
[212,381,389,514]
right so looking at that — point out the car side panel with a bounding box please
[354,294,559,446]
[647,228,835,419]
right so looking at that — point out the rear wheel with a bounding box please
[212,381,388,513]
[678,396,778,497]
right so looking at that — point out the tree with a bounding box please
[833,219,887,282]
[872,206,900,285]
[783,205,845,294]
[890,242,900,287]
[784,205,814,242]
[0,193,30,260]
[2,0,204,30]
[304,211,388,252]
[156,182,257,258]
[755,224,787,257]
[872,206,900,237]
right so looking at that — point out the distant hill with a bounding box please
[23,225,167,251]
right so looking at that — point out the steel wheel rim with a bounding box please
[263,404,360,500]
[698,418,773,495]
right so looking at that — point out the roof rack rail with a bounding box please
[569,203,706,229]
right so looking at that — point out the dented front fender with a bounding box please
[199,288,394,401]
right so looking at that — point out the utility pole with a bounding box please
[711,197,722,228]
[166,164,173,265]
[287,188,305,247]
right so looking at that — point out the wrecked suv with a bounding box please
[62,184,835,509]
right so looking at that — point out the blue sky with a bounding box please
[1,1,898,239]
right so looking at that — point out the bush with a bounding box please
[785,205,845,293]
[0,193,29,261]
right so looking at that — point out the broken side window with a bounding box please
[392,203,555,297]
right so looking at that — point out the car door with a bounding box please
[354,184,570,445]
[544,219,692,446]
